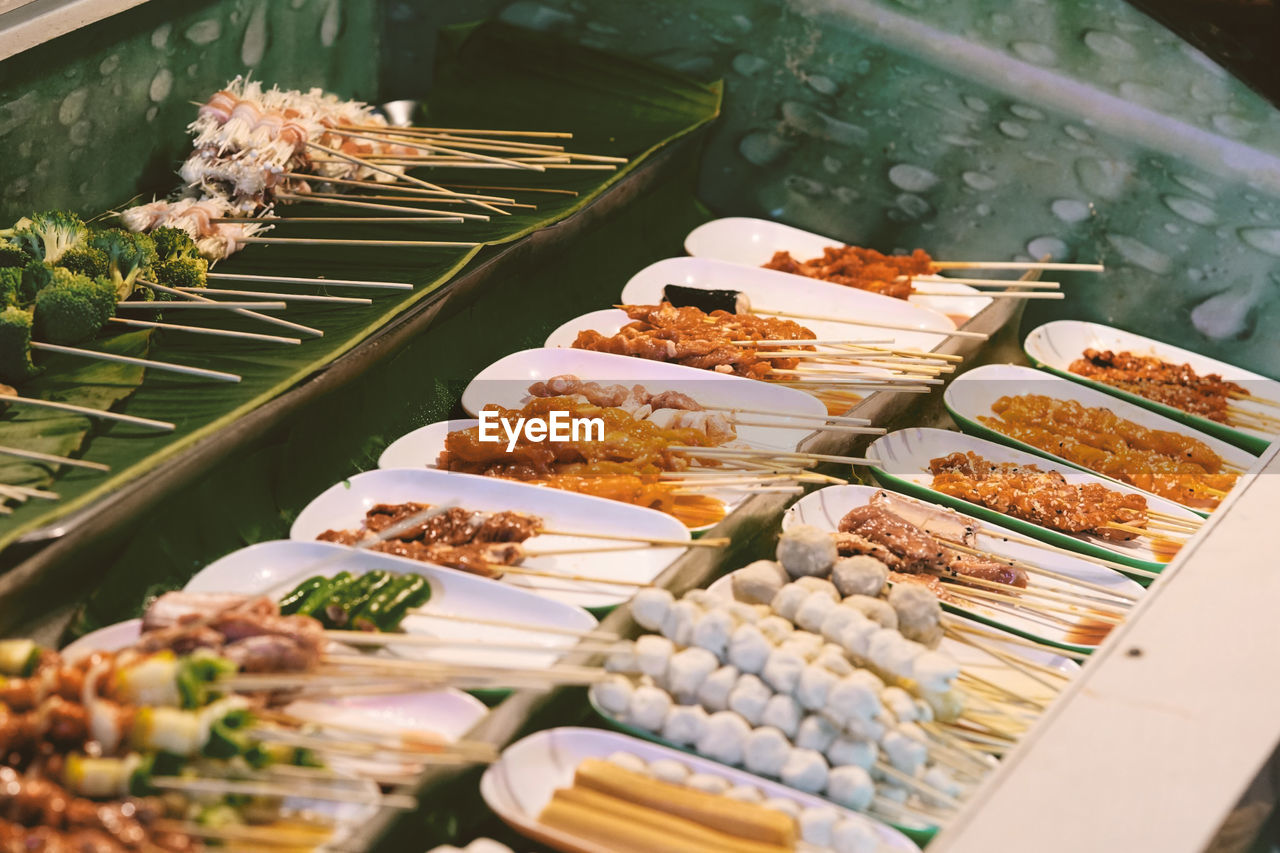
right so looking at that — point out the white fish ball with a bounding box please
[867,629,924,679]
[817,643,855,676]
[777,525,838,578]
[627,685,673,731]
[914,698,935,723]
[696,711,752,766]
[793,576,840,599]
[686,772,731,794]
[826,737,876,771]
[667,646,719,704]
[662,600,703,647]
[889,583,944,648]
[743,725,791,777]
[881,686,919,724]
[832,555,889,598]
[696,664,740,712]
[761,693,804,738]
[728,623,773,674]
[826,671,885,727]
[757,615,795,644]
[647,758,691,785]
[795,592,839,633]
[683,589,720,609]
[731,560,789,605]
[799,806,840,846]
[796,665,838,711]
[819,606,858,643]
[593,674,635,715]
[630,587,675,632]
[780,747,829,793]
[606,751,648,775]
[826,765,875,811]
[725,600,761,624]
[770,584,810,622]
[912,650,961,694]
[832,818,879,853]
[727,674,774,726]
[635,635,676,682]
[781,630,825,660]
[843,595,898,630]
[691,609,737,659]
[761,647,806,694]
[836,611,879,659]
[795,714,839,752]
[881,727,929,776]
[661,704,709,745]
[605,645,638,674]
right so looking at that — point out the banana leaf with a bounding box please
[0,22,721,560]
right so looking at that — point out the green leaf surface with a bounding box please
[0,23,721,559]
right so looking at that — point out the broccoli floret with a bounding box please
[0,242,28,269]
[88,228,157,301]
[11,211,88,265]
[151,226,200,263]
[32,269,112,345]
[19,263,54,303]
[0,306,39,383]
[0,269,21,309]
[58,245,110,279]
[152,256,208,291]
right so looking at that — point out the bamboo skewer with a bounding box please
[108,317,301,344]
[699,404,873,425]
[946,572,1130,615]
[149,776,418,809]
[275,191,484,220]
[536,527,725,548]
[281,172,515,202]
[115,300,286,311]
[345,124,575,139]
[238,236,482,249]
[945,621,1090,661]
[931,261,1105,271]
[297,191,534,210]
[913,291,1064,300]
[231,215,470,225]
[149,820,333,848]
[976,529,1161,581]
[307,141,508,215]
[0,393,174,431]
[944,582,1123,624]
[729,416,884,435]
[669,444,876,466]
[942,537,1142,600]
[178,287,373,305]
[915,276,1061,289]
[0,444,109,471]
[141,281,323,339]
[30,341,240,383]
[754,307,989,341]
[408,610,618,640]
[330,128,547,171]
[497,565,653,587]
[324,631,622,656]
[206,271,413,291]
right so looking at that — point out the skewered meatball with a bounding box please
[662,600,703,646]
[668,647,719,703]
[796,714,839,752]
[593,674,634,715]
[780,630,825,660]
[799,807,840,847]
[832,555,889,598]
[757,615,795,645]
[724,600,762,624]
[912,649,960,695]
[770,584,810,622]
[727,674,774,726]
[832,819,879,853]
[888,584,944,648]
[781,747,829,793]
[697,711,752,765]
[777,525,838,578]
[843,595,898,630]
[794,576,840,598]
[630,587,675,632]
[697,664,740,712]
[827,736,876,771]
[795,592,839,633]
[819,606,859,644]
[635,635,676,681]
[827,765,875,811]
[762,647,806,694]
[796,664,838,711]
[691,609,737,659]
[817,643,855,676]
[826,670,886,728]
[880,686,919,724]
[743,726,791,777]
[881,726,928,775]
[761,693,804,738]
[662,704,709,745]
[835,610,879,658]
[731,560,789,605]
[628,685,673,731]
[728,623,773,674]
[684,589,721,610]
[866,628,924,679]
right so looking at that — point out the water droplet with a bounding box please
[961,171,998,191]
[1191,282,1261,340]
[732,14,751,30]
[187,64,199,77]
[1174,175,1216,199]
[807,74,838,95]
[975,203,992,216]
[1187,268,1203,282]
[822,156,842,173]
[1211,114,1253,138]
[781,101,867,146]
[888,163,939,193]
[738,130,792,166]
[1106,234,1172,274]
[498,1,574,32]
[732,53,767,76]
[151,23,171,49]
[1011,41,1057,65]
[320,0,342,45]
[1083,30,1137,60]
[895,193,933,220]
[1010,104,1045,121]
[942,134,980,147]
[1189,80,1218,103]
[785,175,826,197]
[1165,223,1181,234]
[962,95,989,113]
[58,88,89,126]
[242,2,269,65]
[185,19,222,45]
[1162,195,1216,226]
[1075,157,1133,200]
[586,21,619,35]
[149,69,173,102]
[1027,236,1068,260]
[291,0,306,7]
[990,12,1013,28]
[1118,82,1173,110]
[99,55,120,75]
[834,187,859,204]
[1239,227,1280,257]
[1063,124,1092,142]
[69,120,92,145]
[1051,199,1090,222]
[998,120,1028,139]
[145,106,159,122]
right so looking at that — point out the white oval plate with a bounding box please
[481,726,921,853]
[1024,320,1279,452]
[290,468,688,610]
[621,255,958,351]
[186,539,598,664]
[460,346,828,451]
[784,484,1144,651]
[380,419,746,536]
[683,217,991,321]
[867,427,1202,571]
[943,364,1257,513]
[707,574,1079,699]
